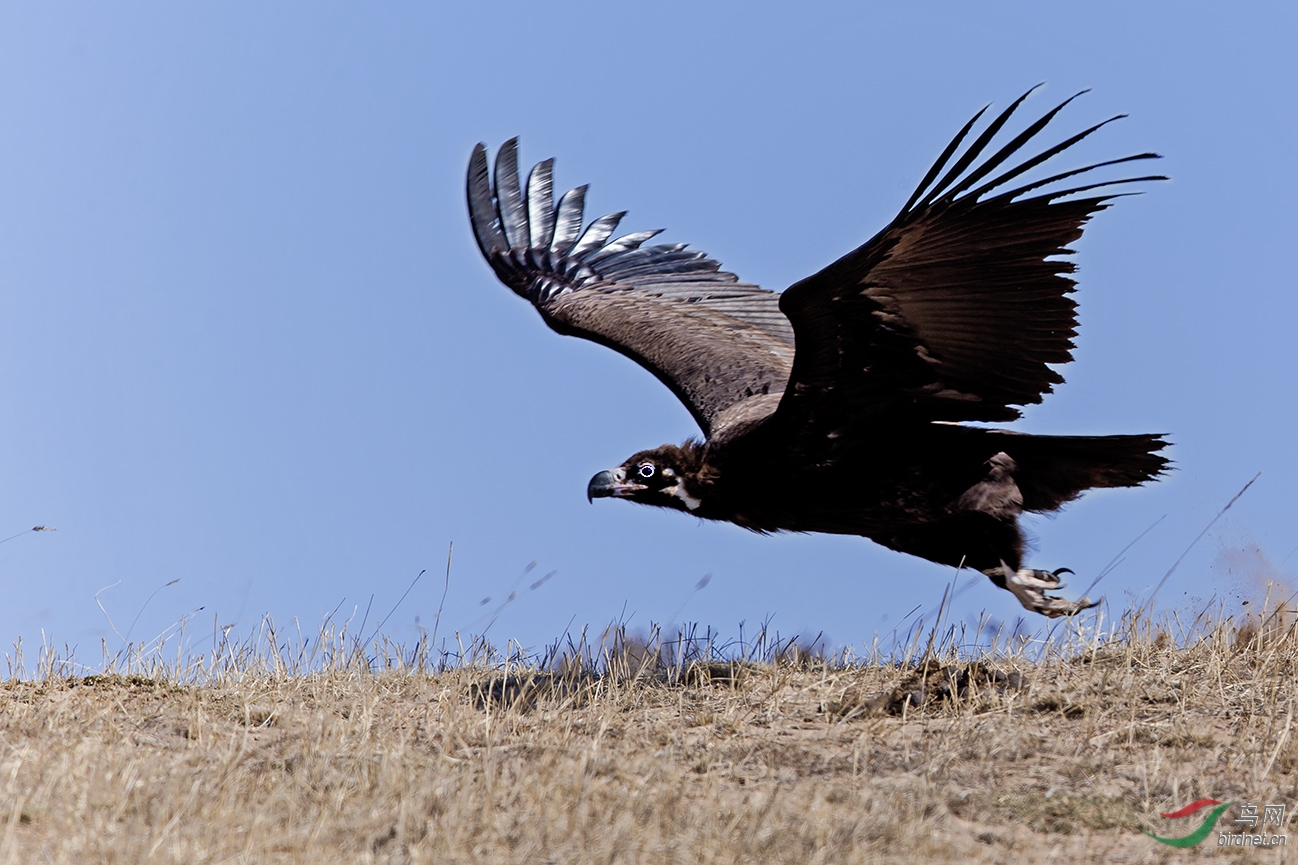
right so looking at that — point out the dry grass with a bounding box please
[3,601,1298,864]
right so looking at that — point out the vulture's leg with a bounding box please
[984,564,1097,618]
[961,452,1098,618]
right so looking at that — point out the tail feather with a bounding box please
[999,432,1170,512]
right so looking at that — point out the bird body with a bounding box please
[468,88,1169,617]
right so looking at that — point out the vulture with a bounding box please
[467,88,1170,618]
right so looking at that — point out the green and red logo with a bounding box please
[1146,799,1232,847]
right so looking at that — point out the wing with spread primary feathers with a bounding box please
[775,88,1165,451]
[468,139,794,437]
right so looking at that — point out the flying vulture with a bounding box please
[467,89,1170,617]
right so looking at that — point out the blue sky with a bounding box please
[1,3,1294,664]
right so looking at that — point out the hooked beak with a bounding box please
[587,469,646,503]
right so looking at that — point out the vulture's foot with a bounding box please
[994,564,1097,618]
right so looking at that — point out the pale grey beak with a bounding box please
[586,468,645,503]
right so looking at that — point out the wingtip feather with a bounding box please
[527,158,557,250]
[467,142,505,258]
[551,184,588,255]
[494,138,529,249]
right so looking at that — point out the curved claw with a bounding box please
[1052,567,1075,578]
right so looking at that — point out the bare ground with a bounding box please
[1,611,1296,864]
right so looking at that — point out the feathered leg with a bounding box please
[958,452,1097,617]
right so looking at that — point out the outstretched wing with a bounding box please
[468,139,794,438]
[775,88,1165,446]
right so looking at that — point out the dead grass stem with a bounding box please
[3,595,1298,863]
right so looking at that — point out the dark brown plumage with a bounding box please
[467,88,1170,617]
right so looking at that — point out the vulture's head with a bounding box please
[587,444,704,513]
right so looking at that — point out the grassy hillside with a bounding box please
[1,605,1295,863]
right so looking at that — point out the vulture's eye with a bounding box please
[637,464,655,479]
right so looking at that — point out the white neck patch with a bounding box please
[667,484,702,511]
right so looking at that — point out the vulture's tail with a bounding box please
[999,432,1171,513]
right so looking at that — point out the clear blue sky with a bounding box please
[1,3,1294,664]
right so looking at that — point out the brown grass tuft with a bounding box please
[2,600,1297,863]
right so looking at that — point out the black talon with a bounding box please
[1052,567,1074,577]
